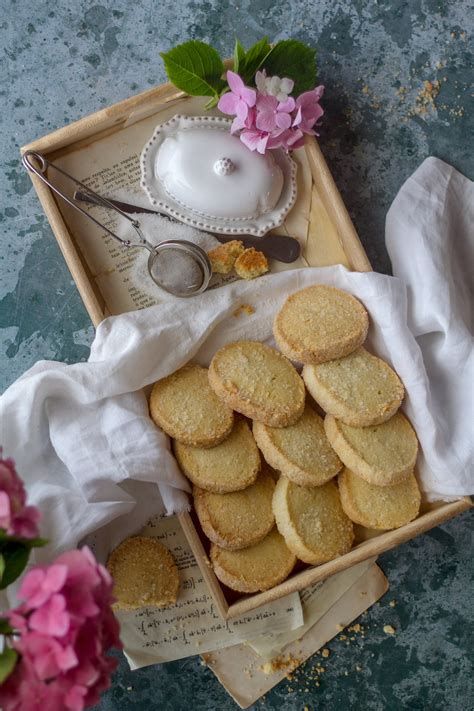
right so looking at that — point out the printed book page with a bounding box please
[115,514,304,667]
[53,96,312,316]
[202,565,388,709]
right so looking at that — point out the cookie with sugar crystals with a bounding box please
[338,467,421,530]
[324,411,418,486]
[253,404,342,487]
[274,285,369,364]
[208,340,305,427]
[210,527,296,593]
[150,364,234,448]
[107,536,179,610]
[303,347,404,427]
[272,477,354,565]
[193,468,275,550]
[173,418,260,493]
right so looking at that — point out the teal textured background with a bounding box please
[0,1,472,709]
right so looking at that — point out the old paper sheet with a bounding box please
[115,514,303,667]
[202,564,388,709]
[53,96,313,315]
[249,557,376,659]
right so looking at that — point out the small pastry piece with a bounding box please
[193,469,275,550]
[150,364,233,448]
[174,419,260,493]
[274,285,369,364]
[107,536,179,610]
[253,405,342,487]
[208,240,245,274]
[324,412,418,486]
[272,477,354,565]
[338,467,421,530]
[303,347,404,427]
[209,340,305,427]
[234,247,269,279]
[210,527,296,593]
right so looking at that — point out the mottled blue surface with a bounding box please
[1,1,472,708]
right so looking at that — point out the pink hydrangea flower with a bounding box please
[0,452,41,539]
[218,70,256,121]
[219,71,324,154]
[0,547,121,711]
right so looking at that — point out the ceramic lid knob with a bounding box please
[214,157,235,176]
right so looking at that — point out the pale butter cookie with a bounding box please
[324,412,418,486]
[208,340,305,427]
[107,536,179,610]
[150,364,234,447]
[274,285,369,364]
[303,347,404,426]
[338,467,421,530]
[173,418,260,493]
[193,469,275,550]
[272,477,354,565]
[253,405,342,487]
[210,526,296,593]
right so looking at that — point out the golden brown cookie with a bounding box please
[324,412,418,486]
[234,248,269,279]
[302,347,404,426]
[338,467,421,530]
[208,340,305,427]
[210,527,296,593]
[193,469,275,550]
[208,240,245,274]
[253,404,342,487]
[173,418,260,493]
[274,285,369,364]
[150,364,234,447]
[107,536,179,610]
[272,477,354,565]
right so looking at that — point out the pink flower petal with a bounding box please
[275,112,292,130]
[218,92,239,116]
[278,97,295,113]
[29,594,70,637]
[240,129,264,152]
[226,70,244,94]
[256,109,277,132]
[256,94,278,111]
[241,86,256,107]
[236,99,249,122]
[0,490,11,520]
[64,685,88,711]
[257,134,269,154]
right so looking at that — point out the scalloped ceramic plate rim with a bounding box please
[140,114,298,237]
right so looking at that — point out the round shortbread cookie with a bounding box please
[208,340,305,427]
[174,418,260,493]
[324,412,418,486]
[272,477,354,565]
[210,527,296,593]
[338,467,421,530]
[302,347,404,427]
[193,469,275,550]
[150,364,234,447]
[253,405,342,487]
[274,285,369,364]
[107,536,179,610]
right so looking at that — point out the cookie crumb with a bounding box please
[321,648,330,658]
[389,599,397,607]
[233,303,255,317]
[383,624,396,635]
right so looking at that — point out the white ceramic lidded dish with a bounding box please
[140,115,298,236]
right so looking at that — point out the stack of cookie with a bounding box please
[149,284,421,595]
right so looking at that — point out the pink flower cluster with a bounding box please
[0,452,40,539]
[218,70,324,154]
[0,547,121,711]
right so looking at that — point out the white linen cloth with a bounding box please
[0,157,472,575]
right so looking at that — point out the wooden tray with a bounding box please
[21,81,471,620]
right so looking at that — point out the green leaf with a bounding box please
[0,617,13,635]
[160,40,226,98]
[0,647,18,685]
[0,553,4,584]
[238,37,272,85]
[0,545,30,590]
[233,38,246,74]
[261,39,317,95]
